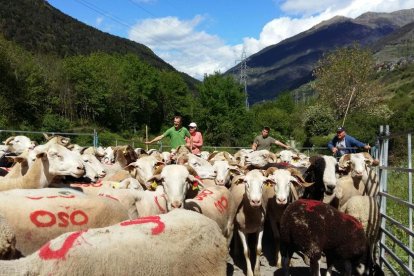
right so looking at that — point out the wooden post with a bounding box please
[145,125,149,151]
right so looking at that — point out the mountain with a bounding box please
[0,0,199,89]
[226,9,414,104]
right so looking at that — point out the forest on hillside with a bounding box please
[1,34,414,152]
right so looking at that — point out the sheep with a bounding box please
[184,185,236,246]
[244,149,277,167]
[338,152,379,197]
[148,164,203,210]
[102,145,138,178]
[265,167,312,267]
[0,144,84,191]
[230,169,275,276]
[0,209,228,276]
[96,186,167,219]
[0,215,21,260]
[302,155,338,200]
[280,199,367,276]
[340,195,382,275]
[2,135,36,155]
[0,188,130,256]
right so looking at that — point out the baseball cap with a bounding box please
[337,126,346,133]
[189,122,197,128]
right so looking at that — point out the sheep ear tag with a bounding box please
[151,181,158,190]
[111,182,120,189]
[192,175,202,191]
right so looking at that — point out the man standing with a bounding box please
[252,126,290,151]
[145,116,191,150]
[328,126,371,157]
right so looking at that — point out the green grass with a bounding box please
[381,162,414,274]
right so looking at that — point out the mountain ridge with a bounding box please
[226,8,414,104]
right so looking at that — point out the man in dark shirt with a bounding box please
[252,126,290,151]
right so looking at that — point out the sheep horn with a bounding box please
[338,154,351,169]
[3,136,15,145]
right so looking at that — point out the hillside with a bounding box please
[0,0,199,89]
[226,9,414,104]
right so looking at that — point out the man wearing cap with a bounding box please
[185,122,203,155]
[145,115,191,150]
[252,126,290,151]
[328,127,371,157]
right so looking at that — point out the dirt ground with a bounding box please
[226,220,340,276]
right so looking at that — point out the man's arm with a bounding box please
[327,137,338,154]
[252,143,258,150]
[145,134,164,145]
[275,140,290,149]
[348,135,370,150]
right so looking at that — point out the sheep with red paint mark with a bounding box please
[184,185,236,246]
[0,188,130,256]
[280,199,367,276]
[0,209,228,275]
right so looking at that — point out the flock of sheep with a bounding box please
[0,134,382,275]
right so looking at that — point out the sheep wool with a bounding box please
[0,209,228,276]
[280,199,367,275]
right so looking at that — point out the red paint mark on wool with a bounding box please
[339,213,363,230]
[120,216,165,235]
[154,195,166,213]
[26,195,76,200]
[298,199,322,212]
[195,189,214,201]
[39,230,86,260]
[98,193,119,201]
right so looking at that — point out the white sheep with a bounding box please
[230,169,275,276]
[0,144,84,191]
[0,188,130,256]
[0,215,21,260]
[340,195,382,275]
[185,185,236,246]
[0,209,228,275]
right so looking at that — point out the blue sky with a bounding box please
[47,0,414,79]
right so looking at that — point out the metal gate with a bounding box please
[377,125,414,275]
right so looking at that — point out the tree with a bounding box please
[312,44,380,122]
[196,73,249,146]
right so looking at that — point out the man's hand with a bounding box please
[364,144,371,150]
[332,147,338,154]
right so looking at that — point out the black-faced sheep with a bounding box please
[302,155,338,200]
[280,199,367,276]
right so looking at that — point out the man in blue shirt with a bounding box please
[327,127,371,157]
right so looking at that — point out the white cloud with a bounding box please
[128,16,241,79]
[128,0,414,80]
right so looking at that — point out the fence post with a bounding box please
[93,129,98,148]
[409,133,413,272]
[379,125,390,270]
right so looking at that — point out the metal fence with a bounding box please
[0,129,98,147]
[376,125,414,275]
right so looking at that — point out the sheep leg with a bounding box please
[269,213,282,267]
[309,258,321,276]
[253,229,263,276]
[238,229,253,276]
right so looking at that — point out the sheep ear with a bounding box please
[36,152,47,159]
[7,156,26,163]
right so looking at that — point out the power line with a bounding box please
[74,0,131,28]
